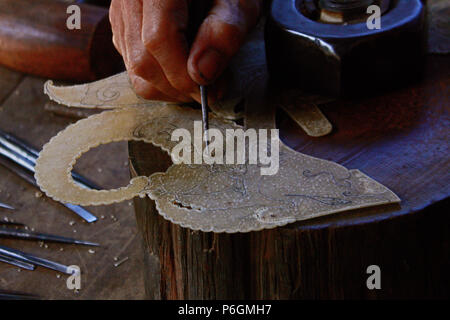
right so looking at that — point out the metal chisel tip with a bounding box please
[199,85,210,154]
[0,202,14,210]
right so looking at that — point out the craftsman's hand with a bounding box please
[109,0,262,103]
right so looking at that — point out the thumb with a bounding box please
[188,0,262,85]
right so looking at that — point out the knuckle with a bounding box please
[127,56,155,81]
[142,22,167,53]
[112,35,121,54]
[128,60,145,77]
[109,11,119,30]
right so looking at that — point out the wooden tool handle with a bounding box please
[0,0,123,81]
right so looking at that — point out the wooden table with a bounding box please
[129,54,449,299]
[0,66,145,299]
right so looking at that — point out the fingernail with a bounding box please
[196,48,223,83]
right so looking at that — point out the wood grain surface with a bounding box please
[129,54,449,299]
[0,66,145,299]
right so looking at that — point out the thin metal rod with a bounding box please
[0,131,100,190]
[0,227,99,246]
[0,221,25,227]
[0,291,38,300]
[0,245,71,274]
[0,129,39,157]
[0,154,97,223]
[0,253,35,271]
[200,85,210,155]
[0,202,14,210]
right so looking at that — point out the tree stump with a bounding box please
[129,55,449,299]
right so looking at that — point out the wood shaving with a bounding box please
[114,257,129,267]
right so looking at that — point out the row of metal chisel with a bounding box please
[0,129,100,286]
